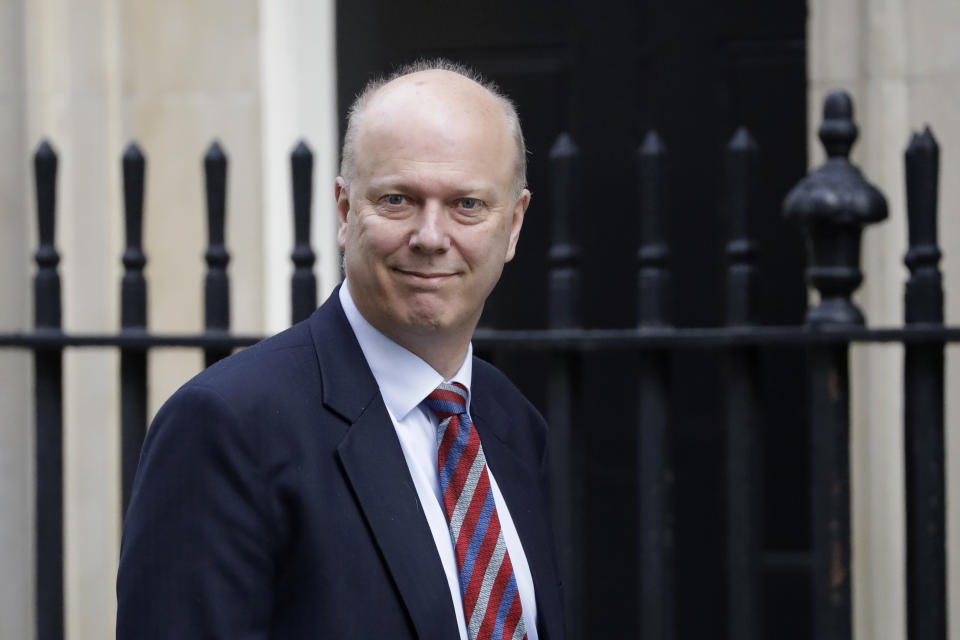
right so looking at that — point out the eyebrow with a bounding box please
[365,178,499,199]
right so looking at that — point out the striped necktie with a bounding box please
[424,382,528,640]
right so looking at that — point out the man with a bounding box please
[117,60,565,639]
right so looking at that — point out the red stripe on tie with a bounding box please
[432,388,466,407]
[437,414,460,470]
[463,503,500,618]
[478,551,515,639]
[443,427,481,519]
[503,593,524,639]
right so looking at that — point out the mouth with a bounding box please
[393,268,457,284]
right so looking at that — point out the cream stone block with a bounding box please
[808,0,867,83]
[904,0,960,77]
[121,0,259,96]
[0,352,32,640]
[259,0,340,332]
[850,342,906,640]
[64,348,120,640]
[0,2,28,330]
[0,8,33,639]
[866,0,908,80]
[857,78,910,327]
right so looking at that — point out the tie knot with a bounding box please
[423,381,468,421]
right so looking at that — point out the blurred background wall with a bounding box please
[0,0,958,638]
[0,1,338,638]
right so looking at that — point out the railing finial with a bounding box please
[783,90,887,327]
[637,130,669,327]
[122,141,147,330]
[34,139,61,330]
[547,132,581,329]
[724,126,759,327]
[819,91,858,159]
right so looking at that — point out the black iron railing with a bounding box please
[0,91,952,640]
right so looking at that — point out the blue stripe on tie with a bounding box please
[426,398,464,416]
[493,575,520,639]
[458,488,496,594]
[441,416,472,484]
[439,460,451,496]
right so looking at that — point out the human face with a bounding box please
[336,73,529,350]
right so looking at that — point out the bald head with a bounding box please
[339,60,527,197]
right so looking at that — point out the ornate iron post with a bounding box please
[783,90,888,640]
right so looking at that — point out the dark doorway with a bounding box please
[337,1,809,637]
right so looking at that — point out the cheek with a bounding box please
[368,229,402,255]
[462,224,512,264]
[353,217,410,264]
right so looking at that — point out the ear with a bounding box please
[335,177,350,250]
[504,188,530,263]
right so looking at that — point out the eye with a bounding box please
[383,194,407,206]
[457,197,483,211]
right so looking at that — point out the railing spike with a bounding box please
[203,140,230,366]
[32,136,64,640]
[903,121,946,639]
[290,138,317,324]
[120,140,148,516]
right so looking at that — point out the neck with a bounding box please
[385,329,470,380]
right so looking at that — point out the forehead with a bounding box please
[353,72,515,188]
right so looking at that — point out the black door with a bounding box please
[337,2,809,637]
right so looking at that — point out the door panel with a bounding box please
[337,2,808,636]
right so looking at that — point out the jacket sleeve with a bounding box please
[117,383,278,639]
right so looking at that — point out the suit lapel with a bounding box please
[309,291,460,640]
[471,388,565,640]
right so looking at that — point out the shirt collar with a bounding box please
[339,280,473,421]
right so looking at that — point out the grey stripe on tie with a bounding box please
[435,415,452,446]
[512,605,527,640]
[450,447,487,542]
[439,381,468,401]
[469,533,507,635]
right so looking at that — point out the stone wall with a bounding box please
[0,0,338,637]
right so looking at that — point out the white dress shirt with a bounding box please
[339,281,538,639]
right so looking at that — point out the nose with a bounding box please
[409,201,451,253]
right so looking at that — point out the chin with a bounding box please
[400,309,447,334]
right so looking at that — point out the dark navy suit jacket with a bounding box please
[117,290,565,639]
